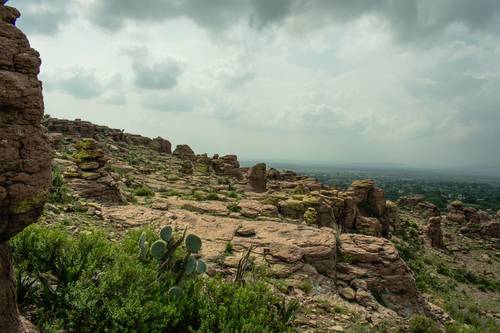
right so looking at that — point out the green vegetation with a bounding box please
[393,218,499,332]
[227,203,241,213]
[49,166,71,204]
[227,190,238,198]
[133,185,154,197]
[224,241,233,255]
[11,224,297,333]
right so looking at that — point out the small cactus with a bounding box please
[151,240,167,259]
[160,226,173,242]
[185,234,202,253]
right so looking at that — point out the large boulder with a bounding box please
[173,144,196,161]
[337,234,426,316]
[151,137,171,154]
[246,163,267,193]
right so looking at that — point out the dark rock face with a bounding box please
[211,154,242,179]
[246,163,267,193]
[0,4,51,243]
[1,4,51,331]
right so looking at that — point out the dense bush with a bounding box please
[11,225,296,333]
[49,166,71,204]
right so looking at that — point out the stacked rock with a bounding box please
[447,200,465,224]
[72,138,107,180]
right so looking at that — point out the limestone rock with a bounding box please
[246,163,267,193]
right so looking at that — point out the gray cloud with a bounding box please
[132,59,183,90]
[45,70,103,99]
[86,0,500,41]
[12,0,70,35]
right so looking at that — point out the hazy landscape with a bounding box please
[1,1,500,333]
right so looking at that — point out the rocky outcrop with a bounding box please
[102,206,337,279]
[44,117,172,154]
[447,200,465,224]
[246,163,267,193]
[211,154,243,179]
[56,139,126,204]
[427,217,444,248]
[398,195,440,218]
[0,3,52,331]
[0,4,51,242]
[173,144,196,161]
[337,234,425,316]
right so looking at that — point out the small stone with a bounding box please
[339,287,356,300]
[236,225,256,237]
[80,172,100,180]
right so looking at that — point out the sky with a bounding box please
[9,0,500,172]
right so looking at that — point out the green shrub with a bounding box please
[227,191,238,198]
[227,203,241,213]
[11,225,296,333]
[408,315,440,333]
[205,192,220,201]
[224,241,233,255]
[49,166,71,204]
[133,185,154,197]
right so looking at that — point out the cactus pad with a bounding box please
[196,259,207,274]
[185,256,197,275]
[185,234,202,253]
[151,240,167,259]
[160,226,173,242]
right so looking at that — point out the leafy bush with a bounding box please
[408,315,440,333]
[205,192,220,201]
[227,203,241,213]
[227,191,238,198]
[133,185,154,197]
[11,225,295,333]
[49,166,71,204]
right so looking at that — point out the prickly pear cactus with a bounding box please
[151,240,167,259]
[160,226,172,242]
[185,234,202,253]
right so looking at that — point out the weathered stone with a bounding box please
[338,234,424,316]
[1,5,51,331]
[173,144,196,161]
[246,163,267,193]
[427,217,444,248]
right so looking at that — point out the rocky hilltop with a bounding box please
[35,115,499,331]
[1,3,498,331]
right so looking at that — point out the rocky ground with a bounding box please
[37,117,500,332]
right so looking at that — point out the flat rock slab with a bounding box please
[102,205,336,278]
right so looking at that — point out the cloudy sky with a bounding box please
[10,0,500,172]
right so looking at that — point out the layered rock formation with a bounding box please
[59,139,127,204]
[0,3,51,331]
[337,234,425,316]
[43,117,172,154]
